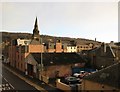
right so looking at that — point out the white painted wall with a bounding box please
[67,46,77,52]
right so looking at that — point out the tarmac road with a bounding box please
[1,60,40,91]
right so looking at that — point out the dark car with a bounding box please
[65,76,80,84]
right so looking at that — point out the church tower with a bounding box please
[32,17,40,41]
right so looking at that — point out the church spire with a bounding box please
[32,17,40,41]
[34,17,38,28]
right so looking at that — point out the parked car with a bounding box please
[74,71,90,78]
[80,71,85,74]
[65,76,80,84]
[73,73,81,78]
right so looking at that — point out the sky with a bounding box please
[1,0,119,43]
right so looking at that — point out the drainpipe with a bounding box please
[25,42,28,75]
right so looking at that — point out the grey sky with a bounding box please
[1,1,118,42]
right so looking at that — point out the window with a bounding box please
[18,54,19,60]
[21,55,22,61]
[54,45,56,49]
[18,63,19,68]
[102,85,104,88]
[36,38,39,41]
[21,63,22,69]
[62,45,64,49]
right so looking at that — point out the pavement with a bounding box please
[2,63,40,92]
[2,63,63,92]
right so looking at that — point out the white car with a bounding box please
[73,73,81,77]
[80,71,85,74]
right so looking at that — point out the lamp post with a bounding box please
[39,37,44,81]
[41,38,43,71]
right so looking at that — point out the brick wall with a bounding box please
[9,46,16,67]
[29,44,44,53]
[47,49,55,53]
[56,43,63,53]
[81,80,119,91]
[43,65,72,78]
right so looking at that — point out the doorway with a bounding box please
[27,64,33,77]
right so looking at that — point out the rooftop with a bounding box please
[31,53,87,66]
[83,62,120,89]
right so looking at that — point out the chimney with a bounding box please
[101,43,106,53]
[104,43,106,53]
[95,38,96,41]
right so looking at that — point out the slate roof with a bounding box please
[83,62,120,89]
[31,53,86,66]
[86,44,115,58]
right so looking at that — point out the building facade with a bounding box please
[46,40,67,53]
[77,43,95,52]
[8,17,44,72]
[25,53,86,78]
[83,43,119,69]
[67,46,77,52]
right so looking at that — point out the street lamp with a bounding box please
[40,38,44,71]
[39,37,44,80]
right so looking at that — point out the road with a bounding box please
[1,61,63,92]
[1,60,40,91]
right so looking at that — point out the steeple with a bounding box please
[32,17,40,41]
[34,17,38,29]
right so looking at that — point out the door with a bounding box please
[27,64,33,76]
